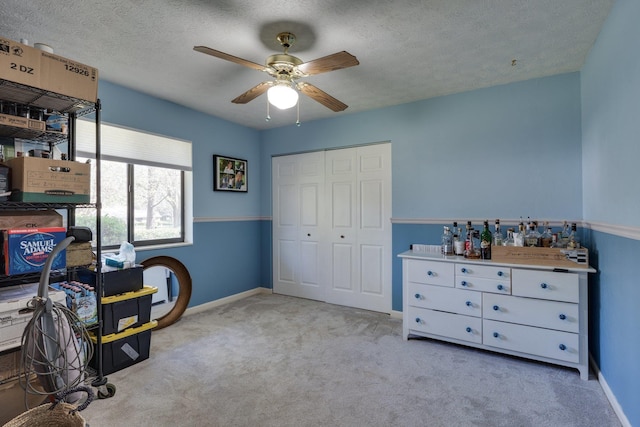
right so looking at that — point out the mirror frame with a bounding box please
[141,256,192,330]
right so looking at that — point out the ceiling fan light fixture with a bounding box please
[267,82,299,110]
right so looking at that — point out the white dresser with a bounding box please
[399,251,596,379]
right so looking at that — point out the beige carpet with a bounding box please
[80,293,620,427]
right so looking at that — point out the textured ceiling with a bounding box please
[1,0,614,130]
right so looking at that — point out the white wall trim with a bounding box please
[390,310,403,320]
[184,287,272,316]
[585,221,640,241]
[590,354,630,427]
[194,216,270,223]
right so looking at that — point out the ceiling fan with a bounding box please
[194,32,359,112]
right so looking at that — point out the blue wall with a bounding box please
[580,0,640,424]
[96,81,263,307]
[260,73,583,220]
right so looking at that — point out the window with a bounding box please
[74,119,192,249]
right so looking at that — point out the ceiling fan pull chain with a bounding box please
[266,98,271,121]
[296,100,301,126]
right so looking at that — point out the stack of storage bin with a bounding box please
[78,265,157,375]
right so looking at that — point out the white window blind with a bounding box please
[76,119,192,171]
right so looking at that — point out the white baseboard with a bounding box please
[590,354,630,427]
[184,287,272,317]
[390,310,403,320]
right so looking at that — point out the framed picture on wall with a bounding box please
[213,155,248,192]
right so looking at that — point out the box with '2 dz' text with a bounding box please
[0,36,98,103]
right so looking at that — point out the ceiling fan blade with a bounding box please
[297,82,348,112]
[194,46,266,71]
[297,51,359,75]
[231,81,272,104]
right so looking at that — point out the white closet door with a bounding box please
[272,152,325,301]
[325,143,392,313]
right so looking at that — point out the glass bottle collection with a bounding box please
[441,219,581,259]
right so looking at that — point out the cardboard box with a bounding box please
[90,320,156,375]
[65,242,93,267]
[492,246,589,269]
[0,210,63,230]
[3,227,67,275]
[0,113,45,132]
[0,36,98,103]
[0,282,66,352]
[5,156,90,203]
[101,286,158,335]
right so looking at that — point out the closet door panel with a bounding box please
[272,152,325,301]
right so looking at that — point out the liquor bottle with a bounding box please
[560,221,570,247]
[441,226,453,256]
[515,222,525,247]
[465,228,476,258]
[525,220,540,247]
[454,226,465,256]
[480,220,492,260]
[504,228,515,246]
[492,219,503,246]
[567,223,580,249]
[464,221,472,255]
[451,221,459,251]
[540,221,553,248]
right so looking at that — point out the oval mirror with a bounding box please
[141,256,192,330]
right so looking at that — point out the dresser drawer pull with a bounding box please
[414,293,421,300]
[540,283,548,289]
[493,332,500,338]
[460,281,468,287]
[493,305,500,311]
[460,267,468,274]
[466,327,472,333]
[497,284,504,291]
[559,344,567,351]
[465,301,473,307]
[427,271,434,276]
[497,271,504,277]
[415,317,422,324]
[559,314,566,320]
